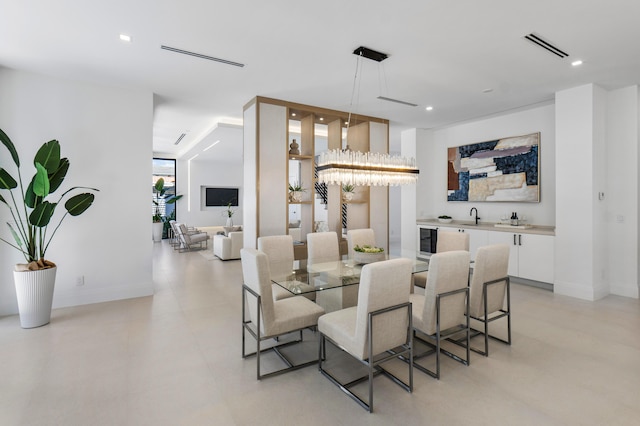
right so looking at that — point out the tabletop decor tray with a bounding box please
[494,224,533,229]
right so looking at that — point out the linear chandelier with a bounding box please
[317,149,419,186]
[316,46,419,187]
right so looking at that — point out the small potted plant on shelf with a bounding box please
[0,127,98,328]
[342,183,355,202]
[288,181,306,203]
[438,215,453,224]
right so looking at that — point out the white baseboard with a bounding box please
[52,282,154,310]
[553,279,608,301]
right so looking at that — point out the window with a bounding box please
[153,158,177,219]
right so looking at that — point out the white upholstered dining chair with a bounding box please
[241,248,325,380]
[410,250,470,379]
[307,231,340,265]
[307,231,353,311]
[346,228,376,259]
[467,244,511,356]
[318,258,413,413]
[414,231,470,290]
[257,235,298,301]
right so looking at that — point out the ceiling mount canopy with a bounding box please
[352,46,389,62]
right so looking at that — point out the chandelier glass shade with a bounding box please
[317,149,419,186]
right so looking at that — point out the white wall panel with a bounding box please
[0,68,153,315]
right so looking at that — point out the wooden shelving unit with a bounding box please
[243,96,390,251]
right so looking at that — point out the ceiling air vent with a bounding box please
[161,45,245,68]
[174,133,187,145]
[523,33,569,58]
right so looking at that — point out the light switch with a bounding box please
[616,215,624,223]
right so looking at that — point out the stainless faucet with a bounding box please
[470,207,480,225]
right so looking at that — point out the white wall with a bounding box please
[606,86,639,298]
[243,103,257,248]
[176,125,244,227]
[0,68,153,316]
[416,103,556,226]
[258,103,287,237]
[400,128,423,257]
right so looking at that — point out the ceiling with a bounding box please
[2,0,640,159]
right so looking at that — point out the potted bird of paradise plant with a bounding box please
[0,127,98,328]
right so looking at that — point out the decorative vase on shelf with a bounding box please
[226,217,233,227]
[289,191,303,202]
[342,191,354,202]
[289,139,300,155]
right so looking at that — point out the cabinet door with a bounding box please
[465,229,488,261]
[517,234,554,283]
[487,231,519,277]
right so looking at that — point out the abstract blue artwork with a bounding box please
[447,133,540,202]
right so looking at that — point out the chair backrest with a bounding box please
[420,250,470,335]
[240,248,275,334]
[353,258,413,360]
[437,231,470,253]
[468,244,510,318]
[257,235,294,278]
[307,231,340,265]
[178,224,190,244]
[346,228,376,259]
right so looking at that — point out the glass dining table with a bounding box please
[271,255,430,312]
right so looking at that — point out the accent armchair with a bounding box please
[213,231,243,260]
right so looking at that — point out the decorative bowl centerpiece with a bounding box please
[353,245,385,264]
[438,215,453,224]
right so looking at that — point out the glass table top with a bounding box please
[271,256,430,295]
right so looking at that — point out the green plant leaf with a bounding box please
[0,128,20,167]
[24,180,40,209]
[165,194,183,204]
[8,222,24,248]
[64,193,95,216]
[34,140,61,174]
[154,178,165,192]
[49,157,69,193]
[0,193,7,206]
[29,201,56,227]
[0,168,18,189]
[32,162,50,198]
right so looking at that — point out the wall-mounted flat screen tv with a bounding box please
[205,187,239,206]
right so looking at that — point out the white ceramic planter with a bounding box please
[342,191,354,202]
[14,267,57,328]
[289,191,303,202]
[152,222,163,242]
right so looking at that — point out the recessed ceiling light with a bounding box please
[319,117,324,121]
[291,112,296,117]
[482,88,494,93]
[119,34,131,42]
[571,60,583,67]
[425,106,434,111]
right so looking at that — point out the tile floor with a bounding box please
[1,241,639,425]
